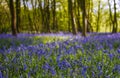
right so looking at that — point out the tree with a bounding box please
[52,0,58,32]
[76,0,82,32]
[113,0,118,33]
[68,0,77,35]
[81,0,87,37]
[9,0,17,36]
[96,0,101,32]
[44,0,51,33]
[16,0,21,33]
[108,0,118,33]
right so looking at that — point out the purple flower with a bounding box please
[97,65,102,71]
[113,64,120,73]
[103,50,108,53]
[58,60,71,70]
[81,66,88,78]
[118,56,120,59]
[98,70,103,77]
[117,49,120,54]
[23,64,27,71]
[0,71,3,78]
[92,71,95,77]
[56,54,61,62]
[42,63,50,71]
[108,53,114,60]
[50,67,56,76]
[42,63,56,76]
[28,72,31,78]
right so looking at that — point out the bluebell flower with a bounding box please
[81,66,88,78]
[118,56,120,59]
[70,69,74,76]
[0,71,3,78]
[50,67,56,76]
[87,57,91,61]
[74,45,82,49]
[58,60,71,70]
[20,75,23,78]
[117,49,120,54]
[92,71,95,77]
[56,54,61,62]
[98,70,103,77]
[23,64,27,71]
[105,75,110,78]
[11,57,17,63]
[108,53,114,60]
[97,65,102,71]
[103,50,108,53]
[42,63,50,71]
[28,72,31,78]
[112,64,120,73]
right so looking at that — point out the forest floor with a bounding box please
[0,32,120,77]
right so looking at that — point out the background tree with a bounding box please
[52,0,58,32]
[113,0,118,33]
[0,0,120,35]
[9,0,17,36]
[68,0,77,35]
[96,0,101,32]
[16,0,21,33]
[81,0,87,36]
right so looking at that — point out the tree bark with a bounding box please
[113,0,118,33]
[45,0,51,33]
[68,0,77,35]
[108,0,117,33]
[52,0,57,32]
[16,0,21,33]
[96,0,101,32]
[76,0,82,32]
[9,0,17,36]
[82,0,87,37]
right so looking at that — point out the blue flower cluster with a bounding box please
[0,33,120,77]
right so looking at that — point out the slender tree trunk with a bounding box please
[113,0,118,33]
[76,0,82,32]
[96,0,101,32]
[108,0,117,33]
[45,0,51,33]
[23,0,33,33]
[108,0,114,33]
[16,0,21,33]
[82,0,87,37]
[52,0,57,32]
[9,0,17,36]
[87,0,93,32]
[38,0,45,33]
[68,0,77,35]
[31,0,39,33]
[76,8,82,32]
[68,0,71,32]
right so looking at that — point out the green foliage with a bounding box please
[0,0,120,33]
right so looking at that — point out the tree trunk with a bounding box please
[68,0,77,35]
[16,0,21,33]
[52,0,57,32]
[31,0,39,33]
[82,0,87,37]
[9,0,17,36]
[96,0,101,32]
[108,0,117,33]
[76,0,82,32]
[113,0,118,33]
[38,0,45,33]
[45,0,51,33]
